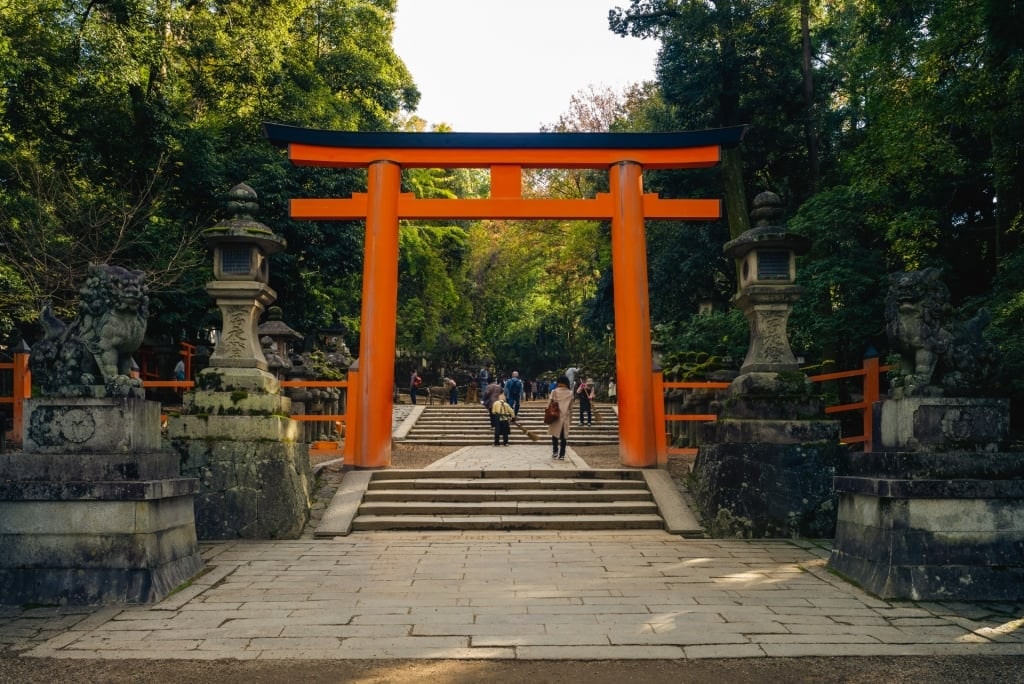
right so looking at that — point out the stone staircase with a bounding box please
[398,402,619,446]
[317,467,703,536]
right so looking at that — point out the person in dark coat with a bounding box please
[576,377,594,426]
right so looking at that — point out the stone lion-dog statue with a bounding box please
[30,263,149,398]
[885,268,1000,398]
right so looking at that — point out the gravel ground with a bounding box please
[2,653,1019,683]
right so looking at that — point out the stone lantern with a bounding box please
[258,306,304,362]
[200,183,286,393]
[169,183,311,541]
[723,191,809,376]
[691,191,841,540]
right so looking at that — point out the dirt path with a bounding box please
[2,654,1019,683]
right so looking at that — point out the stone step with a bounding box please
[412,413,616,421]
[396,438,620,447]
[369,468,644,480]
[401,404,619,448]
[406,425,619,433]
[362,488,653,502]
[351,513,665,531]
[348,467,665,533]
[358,500,659,516]
[367,478,647,491]
[318,469,701,537]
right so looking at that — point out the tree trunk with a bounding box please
[801,0,819,193]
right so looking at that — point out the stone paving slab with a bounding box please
[2,530,1022,662]
[642,469,703,537]
[3,445,1022,663]
[314,470,372,537]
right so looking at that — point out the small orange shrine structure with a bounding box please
[263,123,746,469]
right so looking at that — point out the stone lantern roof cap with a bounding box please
[723,191,810,259]
[202,183,286,255]
[258,306,303,341]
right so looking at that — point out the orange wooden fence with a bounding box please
[2,345,886,466]
[1,349,355,463]
[655,356,892,459]
[0,349,30,445]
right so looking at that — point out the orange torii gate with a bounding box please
[263,123,746,469]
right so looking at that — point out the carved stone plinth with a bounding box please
[0,399,202,605]
[733,285,803,374]
[829,398,1024,600]
[873,397,1009,452]
[24,397,161,454]
[692,373,842,538]
[169,392,311,540]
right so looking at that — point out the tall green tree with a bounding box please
[0,0,420,345]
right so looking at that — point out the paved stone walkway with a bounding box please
[423,443,587,469]
[2,447,1024,661]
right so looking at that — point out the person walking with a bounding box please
[483,379,503,432]
[576,377,594,426]
[491,392,514,446]
[566,366,580,393]
[478,366,489,402]
[504,370,524,416]
[409,369,421,405]
[607,377,617,403]
[446,376,458,405]
[547,375,575,460]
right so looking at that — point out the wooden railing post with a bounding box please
[862,355,880,451]
[181,341,196,381]
[12,346,30,444]
[343,363,360,466]
[652,371,668,467]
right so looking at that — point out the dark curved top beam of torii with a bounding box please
[262,122,747,221]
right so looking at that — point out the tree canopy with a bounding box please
[3,0,1024,416]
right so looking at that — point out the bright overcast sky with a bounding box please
[393,1,661,132]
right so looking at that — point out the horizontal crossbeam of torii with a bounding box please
[264,122,746,470]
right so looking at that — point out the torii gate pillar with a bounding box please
[357,161,401,468]
[610,162,657,467]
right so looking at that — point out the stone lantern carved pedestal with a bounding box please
[691,192,842,538]
[168,184,311,540]
[0,264,202,604]
[828,269,1024,600]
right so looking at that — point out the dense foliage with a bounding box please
[610,0,1024,378]
[0,0,418,344]
[3,0,1023,412]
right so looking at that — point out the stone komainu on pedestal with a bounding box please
[0,264,203,605]
[829,269,1024,601]
[30,263,149,398]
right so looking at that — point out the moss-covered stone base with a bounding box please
[172,416,312,540]
[692,437,842,538]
